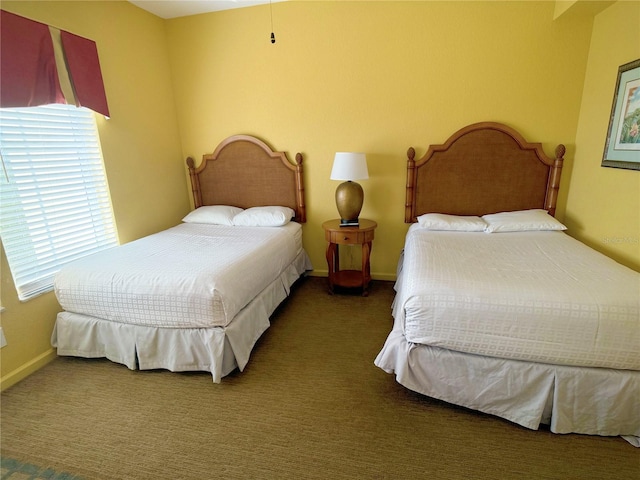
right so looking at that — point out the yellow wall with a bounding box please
[0,1,186,389]
[165,0,595,278]
[565,0,640,271]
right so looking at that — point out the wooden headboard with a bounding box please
[405,122,565,223]
[186,135,306,223]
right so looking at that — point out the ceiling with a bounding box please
[128,1,286,19]
[128,1,616,22]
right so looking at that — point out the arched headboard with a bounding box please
[187,135,306,223]
[405,122,564,223]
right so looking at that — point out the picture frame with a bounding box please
[602,58,640,170]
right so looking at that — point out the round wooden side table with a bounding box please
[322,218,377,296]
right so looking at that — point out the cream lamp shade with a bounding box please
[330,152,369,226]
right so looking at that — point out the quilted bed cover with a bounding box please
[55,222,304,329]
[394,225,640,370]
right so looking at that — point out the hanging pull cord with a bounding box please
[0,152,8,183]
[270,0,275,43]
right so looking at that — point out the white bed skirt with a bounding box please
[52,251,312,383]
[374,327,640,442]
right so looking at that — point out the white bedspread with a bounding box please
[395,226,640,370]
[55,222,304,329]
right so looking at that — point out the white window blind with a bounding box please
[0,104,118,301]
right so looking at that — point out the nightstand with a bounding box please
[322,218,377,296]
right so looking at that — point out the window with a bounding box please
[0,104,117,301]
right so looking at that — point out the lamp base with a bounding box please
[335,181,364,226]
[340,219,360,227]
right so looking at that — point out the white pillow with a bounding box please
[482,209,567,233]
[417,213,487,232]
[182,205,243,225]
[232,206,295,227]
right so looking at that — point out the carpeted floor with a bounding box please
[1,277,638,479]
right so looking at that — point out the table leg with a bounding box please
[325,242,337,294]
[361,241,371,296]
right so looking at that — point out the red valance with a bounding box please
[0,10,110,117]
[61,31,110,117]
[0,10,65,108]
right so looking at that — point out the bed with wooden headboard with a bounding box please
[53,135,312,383]
[375,122,639,442]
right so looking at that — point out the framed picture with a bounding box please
[602,58,640,170]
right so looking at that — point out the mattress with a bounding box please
[55,222,304,329]
[394,225,640,370]
[53,249,312,383]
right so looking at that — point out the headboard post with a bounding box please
[405,147,417,223]
[186,157,203,208]
[545,144,565,217]
[294,152,306,223]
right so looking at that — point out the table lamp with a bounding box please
[330,152,369,227]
